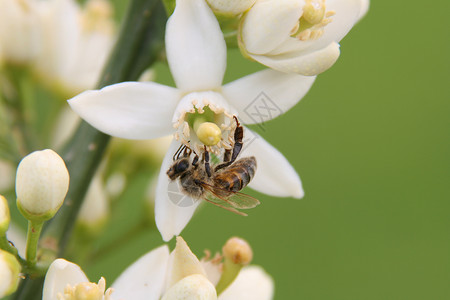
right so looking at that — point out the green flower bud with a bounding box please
[0,249,21,297]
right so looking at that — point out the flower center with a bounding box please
[58,277,113,300]
[291,0,335,41]
[172,92,236,156]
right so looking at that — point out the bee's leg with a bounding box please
[204,146,212,177]
[215,116,243,171]
[192,154,199,168]
[173,144,185,161]
[223,149,232,162]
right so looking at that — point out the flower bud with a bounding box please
[0,195,10,235]
[222,237,253,265]
[161,274,217,300]
[207,0,256,15]
[0,249,21,297]
[16,149,69,221]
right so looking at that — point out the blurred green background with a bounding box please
[4,0,449,299]
[88,0,450,299]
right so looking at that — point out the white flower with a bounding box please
[43,237,273,300]
[15,149,69,221]
[68,0,315,241]
[0,0,41,64]
[239,0,369,75]
[35,0,115,93]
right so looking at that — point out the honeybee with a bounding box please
[167,117,259,215]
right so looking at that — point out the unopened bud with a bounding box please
[16,149,69,221]
[207,0,256,15]
[222,237,253,265]
[0,249,21,297]
[216,237,253,294]
[0,195,10,235]
[161,274,217,300]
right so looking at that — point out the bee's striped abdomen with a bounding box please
[214,157,256,192]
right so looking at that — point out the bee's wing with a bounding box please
[202,191,248,216]
[200,182,260,210]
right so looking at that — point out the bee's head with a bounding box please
[167,158,190,180]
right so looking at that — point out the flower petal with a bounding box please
[241,0,303,55]
[166,0,226,92]
[222,69,316,124]
[357,0,370,21]
[112,245,170,300]
[165,237,207,291]
[218,266,274,300]
[68,82,180,140]
[250,42,340,76]
[42,259,89,300]
[155,140,201,241]
[242,129,304,198]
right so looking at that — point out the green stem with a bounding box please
[12,0,167,299]
[215,258,243,295]
[25,220,43,267]
[0,236,18,256]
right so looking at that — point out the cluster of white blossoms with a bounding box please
[0,0,115,93]
[0,0,369,298]
[42,237,273,300]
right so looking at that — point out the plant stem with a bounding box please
[11,0,167,299]
[0,236,18,256]
[25,220,43,267]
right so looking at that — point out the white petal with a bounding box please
[155,140,201,241]
[200,260,222,286]
[112,245,170,300]
[166,0,226,92]
[43,259,89,300]
[222,69,316,124]
[357,0,370,21]
[218,266,274,300]
[165,237,207,290]
[252,42,340,76]
[68,82,180,140]
[242,129,304,198]
[241,0,303,54]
